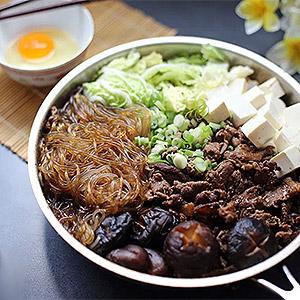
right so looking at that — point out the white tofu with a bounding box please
[271,145,300,177]
[226,98,257,127]
[283,103,300,128]
[205,97,231,123]
[259,77,285,99]
[243,86,266,109]
[228,78,248,95]
[206,85,230,102]
[241,115,277,148]
[274,127,300,152]
[265,93,286,110]
[258,100,284,130]
[247,79,259,90]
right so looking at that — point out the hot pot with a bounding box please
[28,37,300,296]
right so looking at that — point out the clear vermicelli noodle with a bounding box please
[38,92,151,244]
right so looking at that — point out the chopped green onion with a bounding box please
[151,143,167,154]
[148,153,168,164]
[209,122,222,132]
[134,136,150,147]
[183,131,194,144]
[179,149,194,157]
[193,149,204,157]
[193,157,207,172]
[172,138,185,148]
[173,153,188,169]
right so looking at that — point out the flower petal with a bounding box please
[263,12,280,32]
[245,18,263,34]
[266,41,297,74]
[280,16,289,30]
[288,7,300,28]
[285,23,300,38]
[235,0,258,19]
[266,0,279,11]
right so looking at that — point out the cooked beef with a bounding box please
[218,201,237,223]
[145,173,172,202]
[145,122,300,253]
[251,161,278,187]
[224,144,273,163]
[173,180,210,200]
[205,160,235,189]
[203,142,227,161]
[215,123,246,146]
[263,177,300,207]
[151,163,192,183]
[195,189,227,205]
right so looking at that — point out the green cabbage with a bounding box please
[106,50,141,70]
[83,67,159,108]
[142,63,202,86]
[201,44,226,62]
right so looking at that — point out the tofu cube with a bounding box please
[274,127,300,152]
[243,86,266,109]
[271,145,300,177]
[226,98,257,127]
[258,100,284,130]
[241,115,277,148]
[206,85,230,102]
[284,103,300,128]
[259,77,285,99]
[205,97,230,123]
[247,79,259,90]
[265,93,286,110]
[228,78,248,95]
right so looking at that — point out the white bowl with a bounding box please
[0,4,94,87]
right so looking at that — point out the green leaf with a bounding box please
[201,44,226,62]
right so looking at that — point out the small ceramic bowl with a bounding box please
[0,3,94,87]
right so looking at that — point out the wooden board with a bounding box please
[0,0,176,161]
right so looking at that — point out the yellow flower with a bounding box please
[236,0,280,34]
[280,0,300,30]
[281,0,300,16]
[284,37,300,67]
[266,27,300,74]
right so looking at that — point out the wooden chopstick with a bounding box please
[0,0,38,12]
[0,0,102,20]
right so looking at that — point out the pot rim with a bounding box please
[28,36,300,288]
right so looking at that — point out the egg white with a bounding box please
[5,28,80,69]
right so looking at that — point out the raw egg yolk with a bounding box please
[18,32,54,60]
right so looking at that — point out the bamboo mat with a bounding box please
[0,1,176,161]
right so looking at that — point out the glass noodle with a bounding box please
[38,92,151,244]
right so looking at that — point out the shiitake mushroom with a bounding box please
[145,248,169,276]
[227,218,278,269]
[90,212,133,255]
[106,245,169,276]
[131,207,179,247]
[106,245,150,272]
[163,220,220,277]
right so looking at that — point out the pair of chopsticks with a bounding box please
[0,0,103,20]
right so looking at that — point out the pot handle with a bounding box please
[254,265,299,300]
